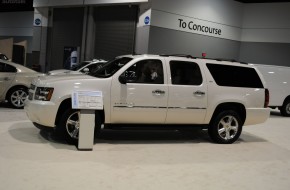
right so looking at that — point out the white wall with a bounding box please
[241,3,290,43]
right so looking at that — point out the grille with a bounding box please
[30,84,36,90]
[28,92,33,100]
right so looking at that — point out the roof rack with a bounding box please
[159,54,248,64]
[159,54,196,59]
[214,58,248,64]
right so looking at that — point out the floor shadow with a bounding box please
[94,128,211,145]
[8,122,268,150]
[8,122,76,150]
[0,101,13,109]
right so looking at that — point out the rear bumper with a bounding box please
[244,108,270,125]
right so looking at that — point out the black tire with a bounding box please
[208,110,242,144]
[280,99,290,117]
[58,108,102,144]
[7,87,28,109]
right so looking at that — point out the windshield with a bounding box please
[71,61,90,71]
[89,57,133,78]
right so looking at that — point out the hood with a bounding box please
[48,69,80,75]
[33,73,96,87]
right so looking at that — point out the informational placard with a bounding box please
[72,91,103,110]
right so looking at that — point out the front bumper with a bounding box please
[24,99,58,128]
[244,108,271,126]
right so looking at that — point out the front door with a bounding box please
[110,59,168,124]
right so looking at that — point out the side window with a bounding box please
[123,59,164,84]
[0,62,17,73]
[0,63,4,72]
[170,61,202,85]
[82,63,102,73]
[206,63,264,88]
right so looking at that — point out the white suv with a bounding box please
[24,54,270,144]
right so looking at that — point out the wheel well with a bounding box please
[283,96,290,105]
[55,98,105,126]
[5,85,28,100]
[211,103,246,125]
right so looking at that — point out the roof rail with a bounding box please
[159,54,248,64]
[214,58,248,64]
[159,54,196,59]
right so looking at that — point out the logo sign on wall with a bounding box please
[144,16,150,25]
[33,14,42,27]
[34,18,41,26]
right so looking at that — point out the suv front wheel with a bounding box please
[208,110,242,144]
[58,108,101,144]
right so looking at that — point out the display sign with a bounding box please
[72,91,103,110]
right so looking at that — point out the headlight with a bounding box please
[35,87,54,101]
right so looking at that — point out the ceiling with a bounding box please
[235,0,290,3]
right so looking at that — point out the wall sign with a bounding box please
[150,9,241,41]
[144,16,150,25]
[33,13,42,26]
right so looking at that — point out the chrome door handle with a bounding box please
[152,89,165,96]
[4,77,10,81]
[194,90,205,96]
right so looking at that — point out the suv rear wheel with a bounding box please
[208,110,242,144]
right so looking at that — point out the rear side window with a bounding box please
[206,63,264,88]
[170,61,202,85]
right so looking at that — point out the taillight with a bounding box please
[264,89,269,108]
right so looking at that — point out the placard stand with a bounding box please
[78,109,95,151]
[72,90,103,151]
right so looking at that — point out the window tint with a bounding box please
[123,59,164,84]
[206,63,264,88]
[0,62,17,73]
[170,61,202,85]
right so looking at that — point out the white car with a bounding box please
[0,53,9,61]
[48,59,106,75]
[253,64,290,116]
[0,60,44,108]
[25,54,270,144]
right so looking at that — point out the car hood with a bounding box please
[48,69,81,75]
[32,73,96,87]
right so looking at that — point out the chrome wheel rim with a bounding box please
[11,90,27,108]
[286,103,290,114]
[66,111,80,139]
[217,115,239,141]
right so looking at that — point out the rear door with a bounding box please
[166,59,207,124]
[0,62,17,99]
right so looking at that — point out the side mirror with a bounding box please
[83,68,89,73]
[118,75,127,84]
